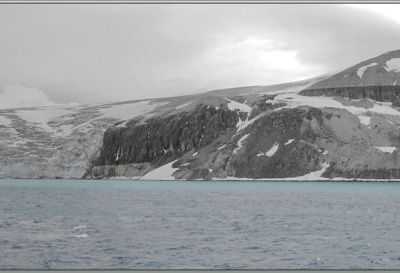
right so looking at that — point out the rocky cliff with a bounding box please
[89,92,400,180]
[3,49,400,180]
[300,85,400,104]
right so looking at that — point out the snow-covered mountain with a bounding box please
[2,49,400,180]
[306,49,400,89]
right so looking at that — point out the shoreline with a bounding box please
[0,177,400,182]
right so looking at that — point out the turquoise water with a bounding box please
[1,179,400,269]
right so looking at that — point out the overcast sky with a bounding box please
[0,4,400,108]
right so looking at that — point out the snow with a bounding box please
[0,99,170,179]
[284,139,295,145]
[233,133,250,154]
[272,94,400,125]
[286,163,330,180]
[264,143,279,157]
[236,113,265,132]
[224,98,264,132]
[0,116,11,126]
[384,58,400,72]
[192,152,198,157]
[96,100,167,121]
[257,143,279,157]
[357,63,377,78]
[16,106,72,133]
[217,144,226,150]
[375,146,397,153]
[358,116,371,125]
[259,82,313,96]
[115,147,121,161]
[140,160,179,180]
[176,102,192,110]
[219,163,330,181]
[322,150,329,155]
[225,98,251,113]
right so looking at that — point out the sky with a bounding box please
[0,4,400,108]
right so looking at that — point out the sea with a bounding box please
[1,179,400,269]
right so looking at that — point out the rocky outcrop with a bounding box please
[300,85,400,103]
[226,108,332,178]
[89,97,400,180]
[94,104,238,169]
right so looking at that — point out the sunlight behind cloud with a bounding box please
[350,4,400,25]
[193,37,322,90]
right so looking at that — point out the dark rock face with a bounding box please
[393,96,400,107]
[227,108,331,178]
[300,85,400,102]
[249,95,286,119]
[95,104,238,167]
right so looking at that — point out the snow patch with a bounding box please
[273,94,400,125]
[375,146,396,153]
[259,82,313,96]
[220,163,330,181]
[233,134,250,154]
[140,160,179,180]
[236,113,265,132]
[225,98,251,113]
[284,139,295,145]
[192,152,198,157]
[176,102,192,110]
[16,106,71,133]
[358,116,371,125]
[287,163,330,180]
[357,63,377,78]
[384,58,400,72]
[257,143,279,157]
[97,100,166,121]
[217,144,226,150]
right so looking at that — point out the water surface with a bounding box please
[1,179,400,269]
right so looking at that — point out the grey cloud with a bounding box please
[0,4,399,105]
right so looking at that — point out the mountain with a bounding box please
[300,49,400,103]
[2,49,400,180]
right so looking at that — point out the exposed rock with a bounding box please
[300,85,400,102]
[95,104,238,167]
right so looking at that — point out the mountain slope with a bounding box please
[300,49,400,103]
[0,79,317,179]
[3,49,400,180]
[307,49,400,88]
